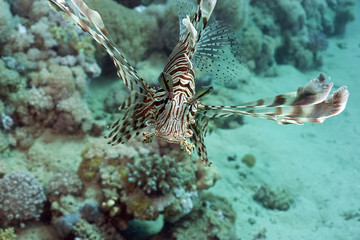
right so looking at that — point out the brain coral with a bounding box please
[0,171,46,227]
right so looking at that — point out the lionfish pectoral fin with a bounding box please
[118,91,144,111]
[105,102,150,145]
[188,86,213,105]
[158,72,174,98]
[199,74,349,125]
[48,0,149,94]
[189,113,212,167]
[48,0,62,11]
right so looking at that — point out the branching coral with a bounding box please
[98,152,196,220]
[125,154,188,195]
[72,136,222,229]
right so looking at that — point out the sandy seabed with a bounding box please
[205,2,360,239]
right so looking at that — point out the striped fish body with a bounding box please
[142,2,214,153]
[148,41,198,153]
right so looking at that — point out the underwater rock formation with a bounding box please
[41,137,221,238]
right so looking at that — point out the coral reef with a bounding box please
[47,171,83,200]
[240,0,356,73]
[125,154,190,194]
[0,0,99,149]
[73,138,221,235]
[214,0,250,30]
[49,185,123,239]
[78,201,101,223]
[78,138,157,182]
[85,0,161,65]
[152,193,237,240]
[0,227,16,240]
[99,150,199,223]
[0,171,46,227]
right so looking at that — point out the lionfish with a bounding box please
[49,0,349,166]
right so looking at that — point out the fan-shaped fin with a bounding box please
[193,21,246,85]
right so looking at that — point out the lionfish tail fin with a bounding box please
[199,74,349,125]
[48,0,149,94]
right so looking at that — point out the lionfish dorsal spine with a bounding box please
[48,0,149,94]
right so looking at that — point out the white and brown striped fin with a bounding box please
[158,72,174,99]
[118,92,144,111]
[48,0,149,94]
[238,73,335,108]
[106,100,152,145]
[199,74,349,125]
[189,113,211,166]
[188,86,213,105]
